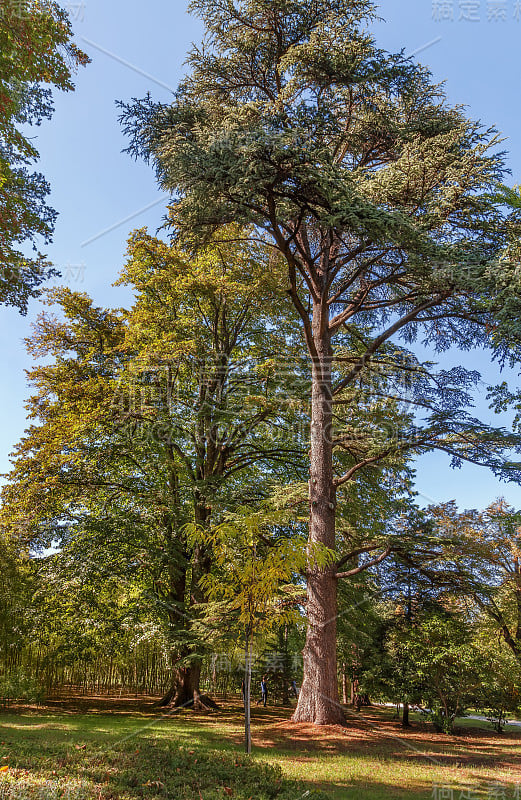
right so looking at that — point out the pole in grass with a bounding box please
[244,627,252,755]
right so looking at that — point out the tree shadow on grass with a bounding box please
[0,727,327,800]
[1,703,520,800]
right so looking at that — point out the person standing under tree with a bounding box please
[257,675,268,707]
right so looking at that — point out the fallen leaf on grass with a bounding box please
[0,766,9,773]
[74,744,86,751]
[223,788,233,797]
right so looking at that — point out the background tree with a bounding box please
[472,620,521,733]
[426,500,521,665]
[0,526,34,694]
[388,602,481,734]
[0,228,307,708]
[337,505,445,724]
[121,0,521,724]
[0,0,89,311]
[336,576,381,709]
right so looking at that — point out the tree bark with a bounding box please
[155,550,216,711]
[402,701,410,728]
[244,633,252,754]
[341,663,349,705]
[292,312,345,725]
[279,626,292,707]
[158,659,218,710]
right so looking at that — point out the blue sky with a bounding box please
[1,0,521,511]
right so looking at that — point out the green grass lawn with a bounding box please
[0,700,520,800]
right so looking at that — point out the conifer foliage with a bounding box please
[120,0,521,723]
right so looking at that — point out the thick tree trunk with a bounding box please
[158,497,217,711]
[157,542,214,711]
[161,661,201,707]
[156,508,212,709]
[292,314,345,725]
[402,701,410,728]
[158,659,218,710]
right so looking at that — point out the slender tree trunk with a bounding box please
[293,313,345,725]
[280,626,292,707]
[515,573,521,653]
[244,632,252,755]
[402,701,410,728]
[341,663,349,705]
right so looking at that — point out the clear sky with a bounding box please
[1,0,520,511]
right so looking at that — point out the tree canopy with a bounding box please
[120,0,521,724]
[0,0,88,312]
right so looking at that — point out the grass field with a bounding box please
[0,697,520,800]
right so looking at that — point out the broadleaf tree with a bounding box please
[0,0,89,311]
[192,507,321,753]
[0,227,308,708]
[426,500,521,666]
